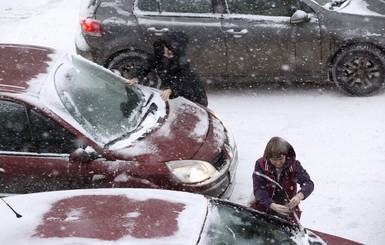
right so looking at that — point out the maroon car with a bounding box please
[0,188,363,244]
[0,44,238,198]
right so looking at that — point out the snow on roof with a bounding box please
[0,188,208,245]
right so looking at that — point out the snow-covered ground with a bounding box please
[1,1,384,244]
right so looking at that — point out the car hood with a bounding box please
[109,96,211,162]
[0,189,208,245]
[310,229,364,245]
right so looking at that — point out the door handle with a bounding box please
[147,27,169,36]
[225,29,248,38]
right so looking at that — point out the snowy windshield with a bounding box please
[54,55,145,144]
[200,200,298,244]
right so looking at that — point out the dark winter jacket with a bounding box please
[251,138,314,223]
[131,31,208,107]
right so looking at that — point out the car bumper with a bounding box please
[75,30,95,62]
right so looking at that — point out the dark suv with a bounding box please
[76,0,385,96]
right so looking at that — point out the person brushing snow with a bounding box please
[250,136,314,223]
[126,31,208,107]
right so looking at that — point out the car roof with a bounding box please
[0,188,208,245]
[0,44,58,96]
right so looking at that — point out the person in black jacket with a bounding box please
[126,31,208,107]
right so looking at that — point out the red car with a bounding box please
[0,188,363,244]
[0,44,238,198]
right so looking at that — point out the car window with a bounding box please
[0,100,32,152]
[226,0,297,16]
[0,100,79,154]
[200,199,297,244]
[137,0,213,13]
[137,0,158,11]
[29,109,81,154]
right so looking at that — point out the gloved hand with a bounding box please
[287,193,304,209]
[161,89,172,101]
[270,203,291,216]
[126,77,139,85]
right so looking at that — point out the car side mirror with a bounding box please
[290,10,309,24]
[69,148,93,163]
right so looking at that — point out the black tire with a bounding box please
[331,44,385,96]
[107,51,161,88]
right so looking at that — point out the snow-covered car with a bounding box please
[76,0,385,96]
[0,188,363,245]
[0,44,238,198]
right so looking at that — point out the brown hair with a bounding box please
[264,137,289,159]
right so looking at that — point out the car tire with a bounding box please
[107,51,161,88]
[331,44,385,96]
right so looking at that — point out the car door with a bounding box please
[0,101,87,194]
[134,0,227,77]
[222,0,321,80]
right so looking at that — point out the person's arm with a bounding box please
[126,55,156,85]
[160,57,189,99]
[295,160,315,200]
[252,162,273,208]
[287,160,315,208]
[253,161,291,215]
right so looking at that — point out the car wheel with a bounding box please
[331,44,385,96]
[107,51,161,88]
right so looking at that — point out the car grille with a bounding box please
[211,140,234,170]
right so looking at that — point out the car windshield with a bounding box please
[54,55,145,144]
[200,199,297,244]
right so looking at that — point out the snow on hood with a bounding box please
[0,189,208,245]
[110,97,210,162]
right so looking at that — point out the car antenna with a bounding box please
[0,197,22,218]
[254,171,304,235]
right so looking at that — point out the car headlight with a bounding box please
[166,160,217,184]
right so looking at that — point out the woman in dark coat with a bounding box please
[126,31,208,107]
[250,136,314,223]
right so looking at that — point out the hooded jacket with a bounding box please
[251,137,314,223]
[132,31,208,107]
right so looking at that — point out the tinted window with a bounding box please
[0,100,31,152]
[227,0,297,16]
[138,0,159,11]
[138,0,213,13]
[29,110,81,154]
[161,0,212,13]
[0,100,80,154]
[200,200,296,244]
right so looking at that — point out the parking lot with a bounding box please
[1,1,385,244]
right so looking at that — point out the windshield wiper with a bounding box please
[328,0,348,10]
[105,102,158,149]
[144,92,154,107]
[137,103,158,126]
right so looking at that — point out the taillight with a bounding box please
[80,18,103,37]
